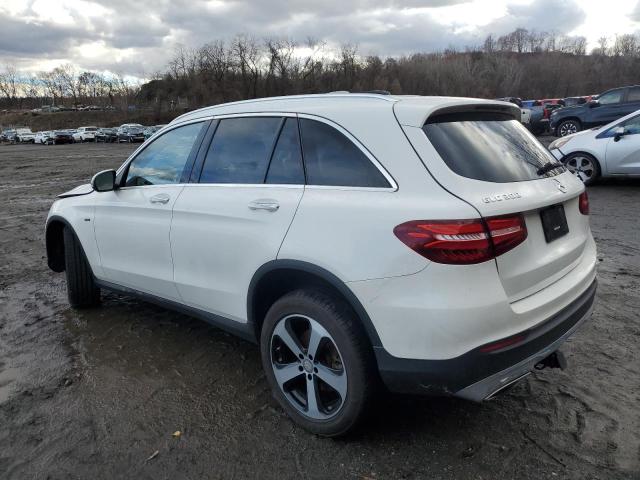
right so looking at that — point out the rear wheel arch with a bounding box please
[248,260,382,351]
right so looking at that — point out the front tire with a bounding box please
[556,119,581,137]
[63,227,100,308]
[562,152,601,186]
[260,289,376,437]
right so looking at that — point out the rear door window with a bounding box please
[423,112,561,183]
[265,118,305,184]
[200,117,282,184]
[299,118,390,188]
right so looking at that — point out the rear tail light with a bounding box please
[394,215,527,265]
[579,191,589,215]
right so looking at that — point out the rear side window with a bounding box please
[423,112,560,183]
[627,87,640,102]
[125,122,204,187]
[200,117,282,184]
[265,118,305,184]
[299,118,390,188]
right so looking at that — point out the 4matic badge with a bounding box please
[482,192,522,203]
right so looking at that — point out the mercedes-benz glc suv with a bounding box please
[46,93,597,436]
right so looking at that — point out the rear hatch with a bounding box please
[399,104,589,302]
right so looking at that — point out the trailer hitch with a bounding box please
[534,350,567,370]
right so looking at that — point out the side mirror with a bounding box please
[91,169,117,192]
[613,126,625,142]
[588,100,599,108]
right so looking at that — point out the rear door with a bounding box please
[621,86,640,116]
[400,109,589,302]
[170,115,305,321]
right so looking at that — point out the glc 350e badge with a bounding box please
[482,192,522,203]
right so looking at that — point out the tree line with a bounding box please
[139,29,640,108]
[4,28,640,111]
[0,64,139,110]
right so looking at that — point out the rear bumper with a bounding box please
[375,279,596,400]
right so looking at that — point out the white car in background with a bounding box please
[73,126,98,142]
[16,128,36,143]
[35,131,53,144]
[549,109,640,185]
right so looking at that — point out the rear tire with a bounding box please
[260,289,376,437]
[63,227,100,308]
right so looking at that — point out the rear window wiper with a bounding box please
[537,162,564,176]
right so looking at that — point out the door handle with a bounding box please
[248,199,279,212]
[150,193,170,204]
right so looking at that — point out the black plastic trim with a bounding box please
[45,215,76,272]
[375,279,597,395]
[95,278,257,343]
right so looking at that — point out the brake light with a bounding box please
[579,191,589,215]
[394,215,527,265]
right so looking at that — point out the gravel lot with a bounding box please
[0,141,638,479]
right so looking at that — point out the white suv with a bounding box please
[46,94,597,436]
[73,126,98,142]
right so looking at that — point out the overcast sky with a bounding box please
[1,0,640,81]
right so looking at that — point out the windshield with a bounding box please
[423,112,563,183]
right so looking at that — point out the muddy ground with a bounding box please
[0,141,638,480]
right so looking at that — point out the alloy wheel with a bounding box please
[565,155,595,183]
[559,121,578,137]
[270,314,347,420]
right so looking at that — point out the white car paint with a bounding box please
[549,109,640,180]
[47,93,597,398]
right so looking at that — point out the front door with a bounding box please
[605,114,640,175]
[93,121,207,300]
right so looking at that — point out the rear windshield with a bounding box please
[423,112,562,182]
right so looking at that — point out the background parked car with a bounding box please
[34,131,53,144]
[549,109,640,185]
[550,85,640,137]
[16,128,35,143]
[95,128,118,143]
[72,126,98,142]
[143,124,166,139]
[561,96,588,107]
[117,126,145,143]
[50,130,75,145]
[1,129,17,142]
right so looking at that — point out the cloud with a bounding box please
[0,13,96,56]
[0,0,612,79]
